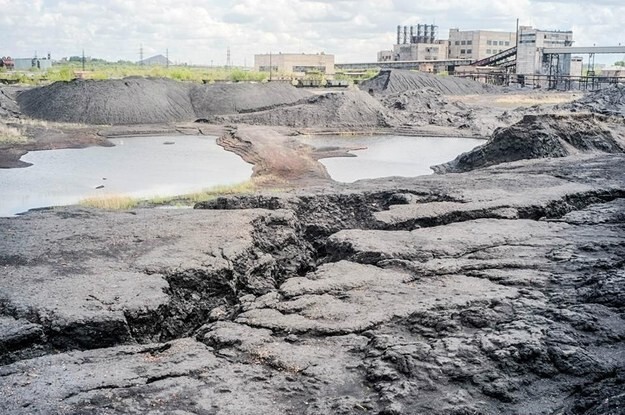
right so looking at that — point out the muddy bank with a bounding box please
[433,113,625,173]
[1,153,624,414]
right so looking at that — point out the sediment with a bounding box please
[2,152,625,414]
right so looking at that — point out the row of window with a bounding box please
[454,40,511,47]
[460,49,473,54]
[487,40,510,46]
[486,49,505,54]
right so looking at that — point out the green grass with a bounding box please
[0,63,271,85]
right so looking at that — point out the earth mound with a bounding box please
[204,89,394,129]
[190,82,312,117]
[566,84,625,116]
[360,69,497,95]
[432,113,625,173]
[17,77,196,125]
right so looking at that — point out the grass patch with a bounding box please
[0,123,28,144]
[79,195,139,210]
[78,178,288,211]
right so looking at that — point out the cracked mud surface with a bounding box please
[1,153,624,414]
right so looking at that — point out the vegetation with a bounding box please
[79,195,139,210]
[0,123,28,144]
[0,61,270,85]
[78,179,269,211]
[615,61,625,67]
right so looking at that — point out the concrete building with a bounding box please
[448,29,516,61]
[516,26,574,75]
[377,24,448,62]
[254,53,335,77]
[570,56,584,77]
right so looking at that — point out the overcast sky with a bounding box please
[2,0,624,66]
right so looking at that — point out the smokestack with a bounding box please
[403,26,408,44]
[410,26,414,44]
[397,25,401,45]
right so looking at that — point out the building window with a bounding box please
[499,41,504,46]
[467,40,472,45]
[460,49,466,54]
[505,41,510,46]
[487,49,491,54]
[461,40,466,45]
[467,49,472,54]
[455,41,460,45]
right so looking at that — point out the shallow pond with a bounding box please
[0,135,253,216]
[300,135,484,182]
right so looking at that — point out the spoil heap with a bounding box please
[17,77,196,125]
[433,114,625,173]
[360,69,497,96]
[190,82,312,117]
[16,78,313,125]
[566,84,625,116]
[204,90,394,129]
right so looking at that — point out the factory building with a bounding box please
[447,29,516,61]
[516,26,574,75]
[13,54,53,71]
[254,53,335,77]
[378,24,449,62]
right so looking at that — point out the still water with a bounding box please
[300,135,484,183]
[0,136,253,216]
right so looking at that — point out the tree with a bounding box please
[615,61,625,67]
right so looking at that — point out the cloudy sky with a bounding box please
[2,0,624,65]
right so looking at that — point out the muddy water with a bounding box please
[0,136,253,216]
[301,135,484,182]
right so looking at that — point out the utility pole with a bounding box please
[269,51,272,81]
[82,49,85,71]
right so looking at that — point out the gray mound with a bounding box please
[360,69,497,95]
[567,84,625,116]
[0,87,21,118]
[190,82,312,117]
[432,114,625,173]
[17,78,196,125]
[206,90,393,129]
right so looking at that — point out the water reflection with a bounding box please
[0,135,253,216]
[301,135,484,183]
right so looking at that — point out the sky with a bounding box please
[2,0,625,66]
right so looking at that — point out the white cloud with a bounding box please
[1,0,624,65]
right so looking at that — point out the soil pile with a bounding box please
[0,87,21,119]
[432,113,625,173]
[360,69,497,95]
[205,90,394,129]
[17,77,196,125]
[382,87,476,130]
[190,82,312,117]
[566,84,625,116]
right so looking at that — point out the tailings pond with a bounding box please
[0,135,253,216]
[301,135,484,182]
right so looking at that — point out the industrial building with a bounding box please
[447,29,516,61]
[254,53,335,77]
[378,25,449,62]
[13,56,52,71]
[516,26,574,75]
